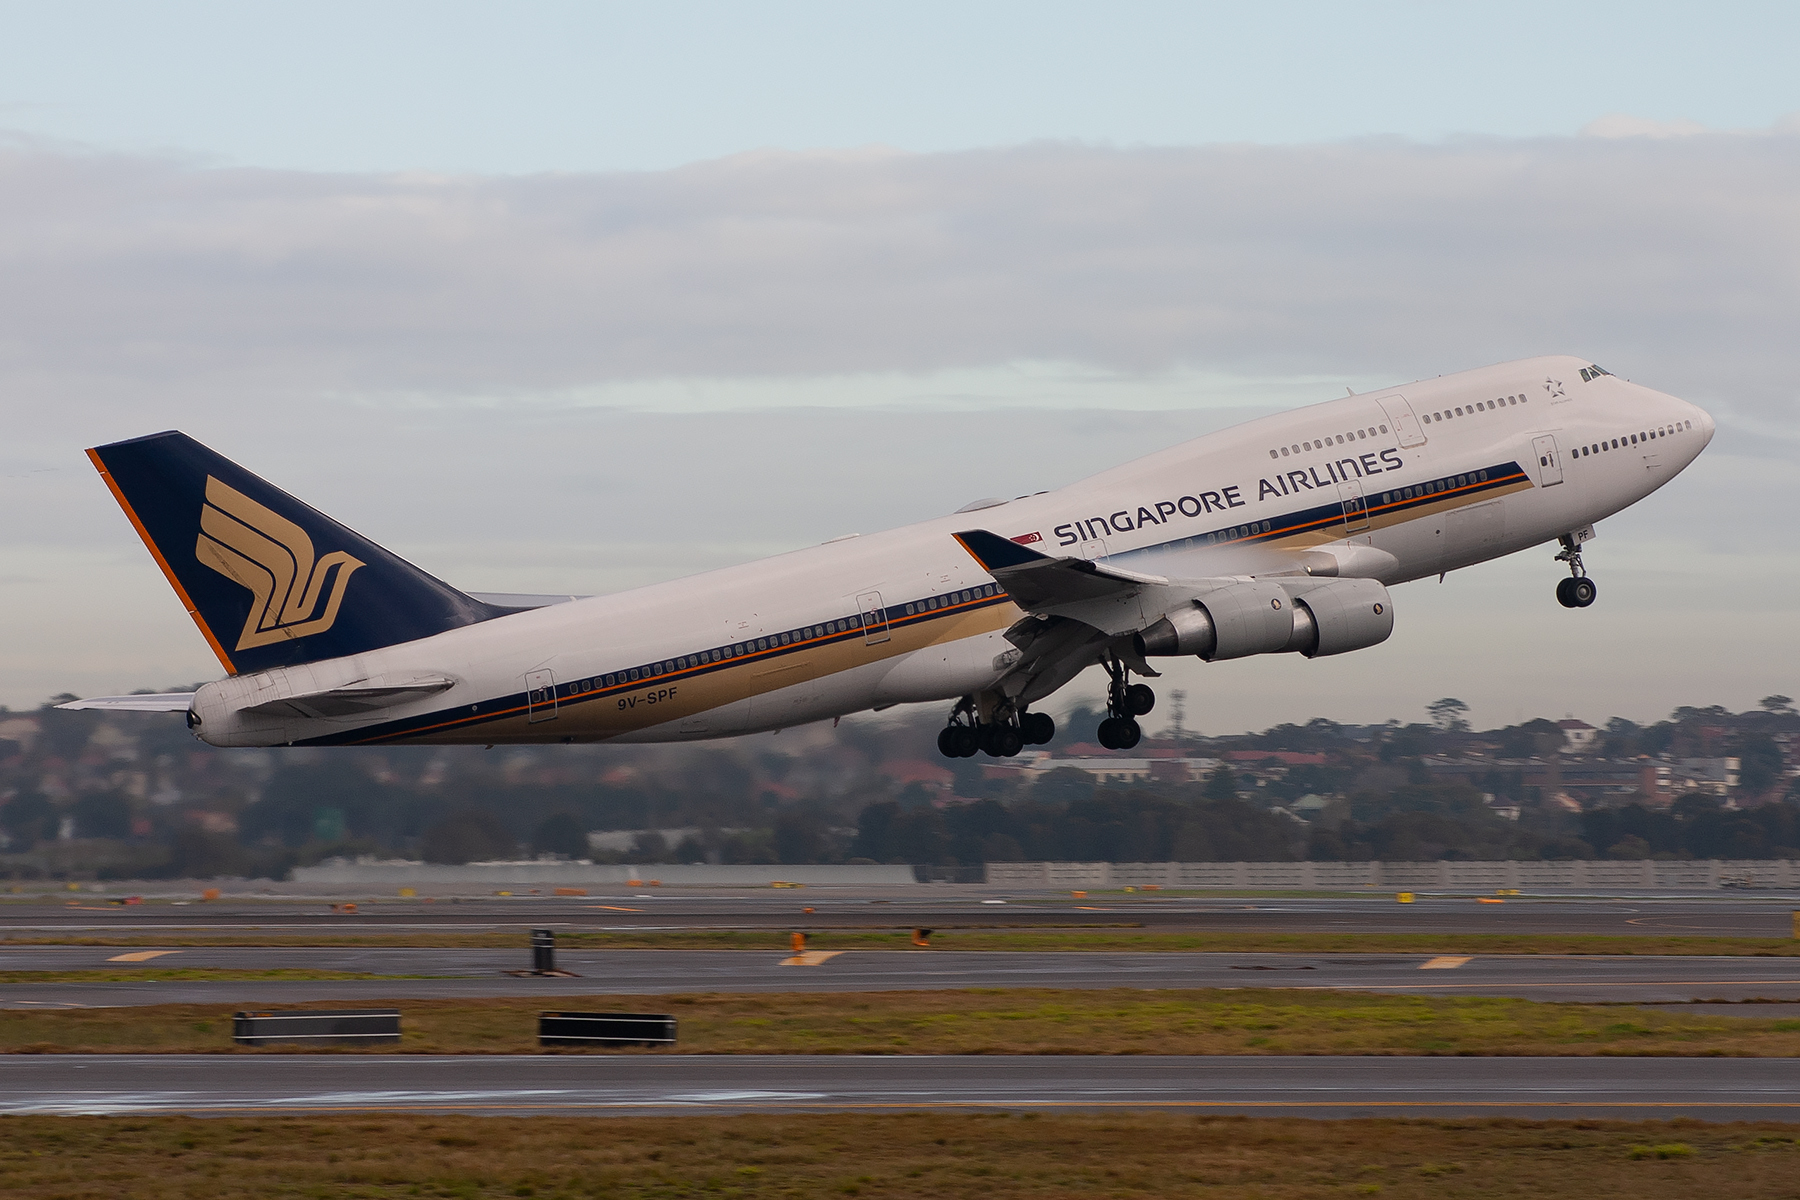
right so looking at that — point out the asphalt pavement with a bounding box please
[6,1054,1799,1119]
[8,891,1799,936]
[6,947,1800,1007]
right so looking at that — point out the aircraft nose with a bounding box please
[1685,398,1716,446]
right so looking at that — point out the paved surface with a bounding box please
[8,892,1800,936]
[6,1054,1799,1119]
[6,949,1800,1008]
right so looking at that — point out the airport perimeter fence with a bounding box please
[982,859,1800,890]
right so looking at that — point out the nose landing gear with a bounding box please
[1553,533,1597,608]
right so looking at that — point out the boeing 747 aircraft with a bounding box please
[64,355,1712,757]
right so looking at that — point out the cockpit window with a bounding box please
[1579,364,1613,382]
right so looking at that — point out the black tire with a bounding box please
[993,724,1024,757]
[1022,711,1056,745]
[1572,577,1597,607]
[1096,717,1122,750]
[936,727,958,759]
[1126,683,1156,716]
[1555,577,1578,608]
[1116,718,1142,750]
[951,725,981,758]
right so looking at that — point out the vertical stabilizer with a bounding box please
[89,431,499,674]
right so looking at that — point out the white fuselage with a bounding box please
[188,355,1712,748]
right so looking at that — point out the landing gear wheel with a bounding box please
[950,725,981,758]
[1021,712,1056,745]
[1124,683,1156,717]
[987,724,1024,757]
[1097,716,1142,751]
[1570,577,1597,608]
[1555,577,1578,608]
[1096,717,1119,750]
[937,727,958,758]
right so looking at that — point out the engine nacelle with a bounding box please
[1136,577,1393,662]
[1288,577,1393,658]
[1136,579,1295,661]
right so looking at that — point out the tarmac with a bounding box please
[5,947,1800,1008]
[9,889,1800,936]
[6,1054,1799,1119]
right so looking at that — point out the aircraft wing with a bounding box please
[951,529,1167,610]
[56,693,196,712]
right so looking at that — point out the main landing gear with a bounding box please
[1095,656,1155,751]
[936,696,1056,759]
[1553,533,1598,609]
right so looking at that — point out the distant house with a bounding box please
[1557,719,1599,751]
[1674,757,1740,796]
[878,759,954,791]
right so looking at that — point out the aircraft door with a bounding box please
[1337,478,1370,535]
[857,591,890,645]
[1375,394,1427,448]
[1532,435,1565,486]
[524,669,557,723]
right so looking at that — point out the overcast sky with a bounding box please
[2,2,1796,733]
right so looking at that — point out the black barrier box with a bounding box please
[539,1011,677,1048]
[233,1008,402,1046]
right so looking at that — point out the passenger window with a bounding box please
[1270,450,1279,459]
[1380,425,1388,433]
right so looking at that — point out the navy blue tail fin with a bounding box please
[90,431,500,675]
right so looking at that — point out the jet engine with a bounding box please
[1135,578,1392,661]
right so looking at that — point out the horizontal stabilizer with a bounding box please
[240,676,457,720]
[952,529,1167,611]
[56,693,195,713]
[466,592,589,613]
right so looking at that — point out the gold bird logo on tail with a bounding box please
[194,476,364,651]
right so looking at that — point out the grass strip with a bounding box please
[7,928,1800,954]
[6,988,1800,1056]
[1,1113,1799,1198]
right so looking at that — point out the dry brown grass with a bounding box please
[2,1112,1799,1198]
[6,988,1800,1056]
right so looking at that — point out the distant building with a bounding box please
[1557,719,1599,752]
[1026,754,1220,785]
[1674,757,1740,796]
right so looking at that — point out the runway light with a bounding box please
[912,928,933,948]
[791,931,806,953]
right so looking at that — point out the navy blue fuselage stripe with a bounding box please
[301,461,1528,746]
[304,588,1016,745]
[1111,460,1527,566]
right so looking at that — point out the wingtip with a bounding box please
[952,529,1051,571]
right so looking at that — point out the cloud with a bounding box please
[1580,113,1712,139]
[1,131,1797,426]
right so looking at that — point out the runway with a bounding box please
[5,948,1800,1007]
[6,1054,1799,1119]
[8,891,1799,936]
